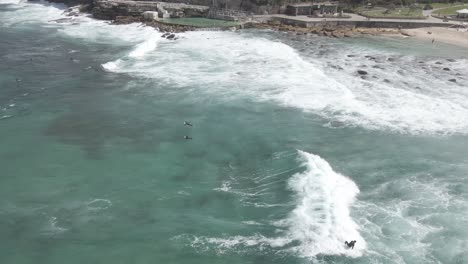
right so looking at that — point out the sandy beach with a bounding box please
[402,26,468,48]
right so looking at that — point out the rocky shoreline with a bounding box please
[58,1,405,37]
[111,16,402,37]
[67,9,403,37]
[112,15,197,32]
[249,21,402,38]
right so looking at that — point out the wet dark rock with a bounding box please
[327,120,346,128]
[418,61,424,64]
[447,59,456,62]
[347,54,356,57]
[166,34,176,40]
[443,68,450,71]
[448,79,457,83]
[365,55,376,60]
[387,58,395,62]
[357,70,368,75]
[331,32,344,38]
[435,61,443,65]
[383,79,391,83]
[330,65,343,70]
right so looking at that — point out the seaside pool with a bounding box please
[161,17,243,27]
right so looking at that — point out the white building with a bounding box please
[456,9,468,19]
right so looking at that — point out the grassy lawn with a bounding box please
[431,2,466,9]
[359,7,424,18]
[434,4,468,16]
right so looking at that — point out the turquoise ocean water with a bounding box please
[1,1,468,263]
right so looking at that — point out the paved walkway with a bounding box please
[253,13,456,25]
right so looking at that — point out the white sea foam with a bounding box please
[187,150,365,258]
[87,198,112,211]
[0,0,24,4]
[6,2,467,135]
[0,1,66,26]
[129,35,160,58]
[41,216,68,235]
[99,31,468,135]
[57,17,158,45]
[214,181,231,192]
[242,220,264,226]
[102,59,122,71]
[285,150,365,257]
[1,1,159,45]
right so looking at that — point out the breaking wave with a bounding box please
[284,150,365,257]
[6,1,467,135]
[99,30,468,135]
[184,150,365,258]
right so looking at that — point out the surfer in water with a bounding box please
[184,136,192,140]
[345,240,356,249]
[184,121,193,127]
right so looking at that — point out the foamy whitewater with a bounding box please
[286,151,365,257]
[1,2,468,264]
[4,1,468,135]
[194,150,365,258]
[100,31,468,135]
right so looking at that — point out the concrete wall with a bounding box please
[270,16,454,29]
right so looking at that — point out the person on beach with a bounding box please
[345,240,356,249]
[184,136,192,140]
[184,121,193,127]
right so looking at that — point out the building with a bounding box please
[456,9,468,19]
[285,2,338,16]
[286,3,314,16]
